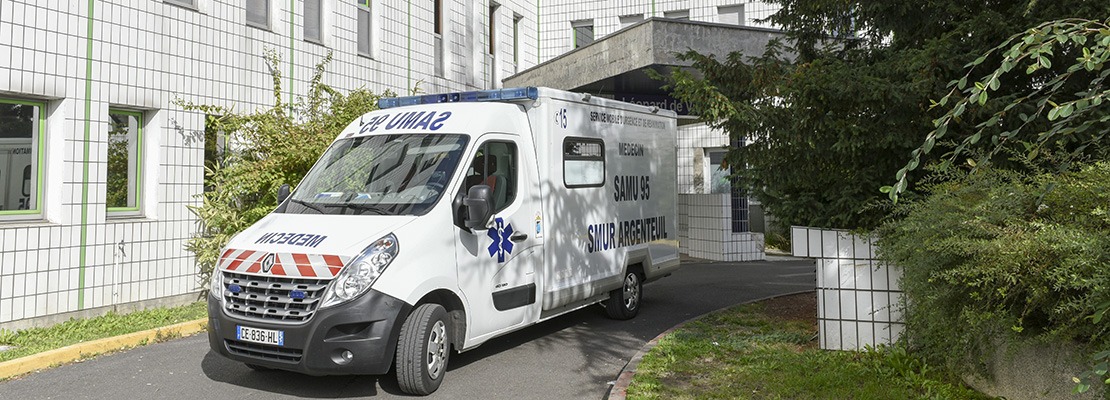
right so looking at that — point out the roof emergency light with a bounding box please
[378,87,539,109]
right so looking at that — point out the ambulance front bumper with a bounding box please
[207,289,412,376]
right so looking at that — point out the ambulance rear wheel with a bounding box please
[605,271,642,320]
[395,303,451,395]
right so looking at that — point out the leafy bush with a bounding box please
[878,162,1110,374]
[181,51,391,292]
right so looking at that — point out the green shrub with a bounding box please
[763,221,792,253]
[878,162,1110,374]
[181,51,391,292]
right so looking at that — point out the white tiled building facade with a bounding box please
[538,0,778,60]
[0,0,778,329]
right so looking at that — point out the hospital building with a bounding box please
[0,0,782,329]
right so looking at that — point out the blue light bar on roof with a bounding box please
[377,87,539,109]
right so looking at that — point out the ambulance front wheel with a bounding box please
[395,303,451,395]
[605,270,642,320]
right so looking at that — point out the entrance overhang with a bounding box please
[504,18,786,122]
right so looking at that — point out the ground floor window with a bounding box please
[107,109,143,213]
[0,98,45,216]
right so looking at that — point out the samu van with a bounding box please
[206,87,680,395]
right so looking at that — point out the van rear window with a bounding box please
[563,137,605,188]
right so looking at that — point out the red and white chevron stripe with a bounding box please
[217,248,350,278]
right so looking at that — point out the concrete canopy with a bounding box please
[504,18,785,121]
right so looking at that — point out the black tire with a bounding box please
[395,303,451,395]
[605,270,642,320]
[244,363,271,371]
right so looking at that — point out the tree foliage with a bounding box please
[866,14,1110,394]
[888,17,1110,201]
[181,50,391,290]
[656,0,1110,230]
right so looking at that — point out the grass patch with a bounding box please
[0,301,207,363]
[626,296,989,399]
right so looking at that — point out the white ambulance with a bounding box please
[206,87,680,395]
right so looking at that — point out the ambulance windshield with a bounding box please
[285,134,468,215]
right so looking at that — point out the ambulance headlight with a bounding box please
[208,266,224,301]
[322,233,399,308]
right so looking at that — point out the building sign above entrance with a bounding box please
[614,94,693,116]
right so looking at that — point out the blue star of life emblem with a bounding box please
[487,217,514,263]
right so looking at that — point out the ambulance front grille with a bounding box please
[225,340,303,363]
[221,272,329,324]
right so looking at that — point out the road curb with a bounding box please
[605,290,816,400]
[0,318,208,380]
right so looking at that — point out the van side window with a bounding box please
[465,141,517,211]
[563,137,605,188]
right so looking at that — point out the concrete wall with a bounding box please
[678,194,764,261]
[791,226,904,350]
[674,125,766,262]
[964,338,1102,400]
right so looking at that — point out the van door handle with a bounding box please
[510,232,528,242]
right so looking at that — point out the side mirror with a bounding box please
[277,184,291,204]
[462,185,493,229]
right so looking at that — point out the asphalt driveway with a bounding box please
[0,257,815,399]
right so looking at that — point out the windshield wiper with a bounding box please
[343,202,390,215]
[289,199,325,213]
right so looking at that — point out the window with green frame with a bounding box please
[107,110,143,213]
[356,0,373,56]
[0,98,45,216]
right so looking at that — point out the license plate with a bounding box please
[236,325,285,346]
